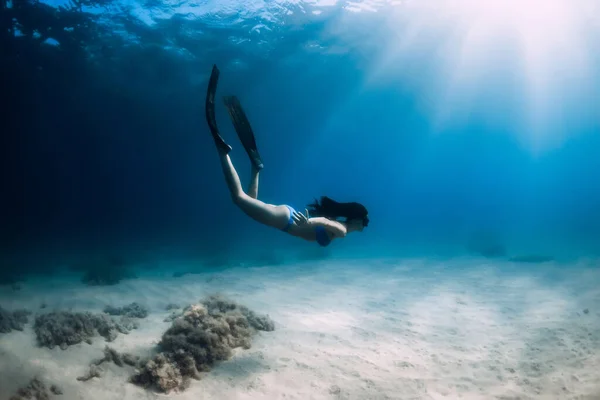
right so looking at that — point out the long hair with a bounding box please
[307,196,369,226]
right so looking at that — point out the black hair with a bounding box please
[307,196,369,227]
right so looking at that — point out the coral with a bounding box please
[103,302,148,319]
[68,296,274,393]
[49,385,62,395]
[165,303,180,311]
[116,316,140,331]
[9,377,59,400]
[78,346,140,384]
[0,306,31,333]
[76,365,102,382]
[34,311,136,350]
[94,346,125,367]
[238,305,275,332]
[123,353,140,367]
[203,295,275,332]
[92,346,139,368]
[130,295,274,393]
[80,348,132,382]
[129,353,189,393]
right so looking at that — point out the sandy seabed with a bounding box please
[0,257,599,400]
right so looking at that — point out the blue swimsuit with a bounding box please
[281,205,331,247]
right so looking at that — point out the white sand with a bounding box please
[1,257,599,400]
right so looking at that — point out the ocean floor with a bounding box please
[0,257,599,400]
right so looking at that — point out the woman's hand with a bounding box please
[292,209,310,226]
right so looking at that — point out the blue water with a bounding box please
[2,2,600,399]
[2,0,599,275]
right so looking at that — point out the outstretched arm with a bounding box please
[309,217,347,238]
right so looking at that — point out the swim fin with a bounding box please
[205,64,232,153]
[223,95,264,170]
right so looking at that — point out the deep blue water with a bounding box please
[1,0,599,281]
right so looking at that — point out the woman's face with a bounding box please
[347,218,365,232]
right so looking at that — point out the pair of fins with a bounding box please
[205,64,264,170]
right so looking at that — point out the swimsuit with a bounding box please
[314,225,331,247]
[282,205,331,247]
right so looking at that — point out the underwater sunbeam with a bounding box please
[368,0,600,154]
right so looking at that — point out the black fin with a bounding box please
[223,95,264,170]
[205,65,232,153]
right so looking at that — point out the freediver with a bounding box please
[204,64,369,247]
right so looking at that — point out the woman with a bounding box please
[205,64,369,247]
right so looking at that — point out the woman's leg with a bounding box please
[217,150,288,228]
[205,64,287,228]
[247,165,259,199]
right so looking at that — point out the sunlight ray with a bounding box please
[363,0,599,153]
